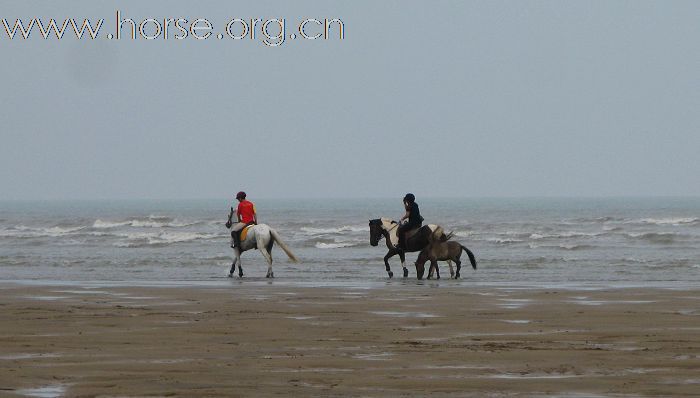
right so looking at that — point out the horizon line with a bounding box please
[2,195,700,202]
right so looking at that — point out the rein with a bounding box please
[384,222,398,232]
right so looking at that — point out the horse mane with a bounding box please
[430,225,454,242]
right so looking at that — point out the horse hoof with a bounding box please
[403,268,408,278]
[455,273,460,279]
[228,273,233,278]
[388,271,394,278]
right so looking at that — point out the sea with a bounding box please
[1,198,699,289]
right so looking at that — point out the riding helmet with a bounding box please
[236,191,246,200]
[404,193,415,203]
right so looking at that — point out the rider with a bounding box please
[226,191,257,248]
[396,193,423,252]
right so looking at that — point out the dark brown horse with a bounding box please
[369,218,451,278]
[415,240,477,280]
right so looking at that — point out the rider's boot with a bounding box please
[232,231,241,248]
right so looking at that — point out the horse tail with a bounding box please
[270,228,299,263]
[460,245,477,270]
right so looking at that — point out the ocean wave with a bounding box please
[568,216,623,223]
[602,225,623,232]
[93,218,198,229]
[315,242,356,249]
[454,230,531,240]
[528,242,595,251]
[92,220,131,229]
[300,225,367,235]
[0,225,86,238]
[635,217,699,226]
[622,257,649,264]
[558,244,595,251]
[114,231,220,247]
[529,231,601,240]
[625,232,677,244]
[483,237,524,244]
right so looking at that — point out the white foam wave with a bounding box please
[568,216,622,223]
[558,244,592,250]
[93,219,198,229]
[93,220,131,228]
[315,242,356,249]
[636,217,699,226]
[529,231,601,240]
[0,225,86,238]
[623,257,648,264]
[114,231,219,247]
[301,225,367,235]
[625,232,677,244]
[602,225,622,231]
[484,237,523,244]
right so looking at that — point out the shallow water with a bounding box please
[1,198,699,288]
[15,385,66,398]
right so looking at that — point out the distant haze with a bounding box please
[1,1,699,200]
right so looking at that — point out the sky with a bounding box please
[1,1,699,200]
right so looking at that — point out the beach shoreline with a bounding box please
[1,283,699,397]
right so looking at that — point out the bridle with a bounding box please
[370,219,398,244]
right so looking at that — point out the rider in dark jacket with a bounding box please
[396,193,423,251]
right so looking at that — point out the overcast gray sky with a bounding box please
[1,1,698,200]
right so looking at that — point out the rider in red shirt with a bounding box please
[226,191,257,248]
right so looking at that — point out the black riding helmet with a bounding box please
[403,193,415,203]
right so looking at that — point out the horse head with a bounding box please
[414,249,429,280]
[368,219,384,246]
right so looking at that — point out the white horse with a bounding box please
[227,224,298,278]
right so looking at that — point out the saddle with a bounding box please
[404,226,422,241]
[233,224,254,241]
[391,224,423,247]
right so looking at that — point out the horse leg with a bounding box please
[455,257,462,279]
[427,259,438,279]
[263,250,273,278]
[383,251,395,278]
[435,261,440,280]
[262,249,274,278]
[427,258,435,279]
[253,233,274,278]
[266,240,275,278]
[235,249,243,278]
[229,255,238,277]
[398,251,408,278]
[447,260,455,279]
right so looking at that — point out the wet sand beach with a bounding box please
[1,283,700,397]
